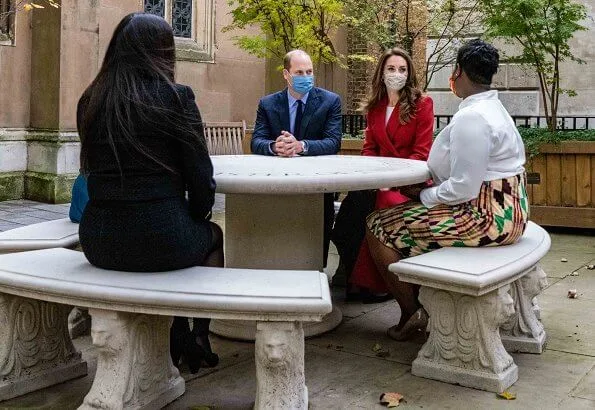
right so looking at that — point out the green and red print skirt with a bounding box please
[367,174,529,258]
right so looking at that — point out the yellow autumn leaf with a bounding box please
[497,391,516,400]
[30,2,45,8]
[23,3,34,11]
[380,392,404,407]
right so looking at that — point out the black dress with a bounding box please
[78,82,216,272]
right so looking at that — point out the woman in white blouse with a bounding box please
[365,39,529,341]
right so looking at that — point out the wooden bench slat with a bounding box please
[203,121,246,155]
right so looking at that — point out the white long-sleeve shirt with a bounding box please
[420,90,525,209]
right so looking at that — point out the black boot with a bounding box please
[170,316,190,368]
[192,318,219,368]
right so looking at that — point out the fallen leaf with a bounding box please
[372,343,383,352]
[587,264,595,270]
[497,391,516,400]
[380,392,404,407]
[570,271,580,276]
[568,289,578,299]
[561,258,568,262]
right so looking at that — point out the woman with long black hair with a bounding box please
[77,12,221,373]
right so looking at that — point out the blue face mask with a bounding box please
[291,75,314,95]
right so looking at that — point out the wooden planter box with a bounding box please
[339,139,595,229]
[339,138,364,155]
[526,141,595,229]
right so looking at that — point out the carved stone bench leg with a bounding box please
[413,286,518,393]
[80,309,184,410]
[255,321,307,410]
[501,265,548,354]
[532,297,541,321]
[0,294,87,401]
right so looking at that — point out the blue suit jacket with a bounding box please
[251,87,342,156]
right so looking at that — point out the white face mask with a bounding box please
[384,72,407,91]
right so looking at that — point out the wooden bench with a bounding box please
[389,221,551,393]
[203,121,247,155]
[0,248,331,409]
[0,218,79,254]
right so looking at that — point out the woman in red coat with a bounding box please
[345,47,434,298]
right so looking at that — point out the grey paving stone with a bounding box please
[539,286,595,356]
[20,210,70,221]
[0,221,22,232]
[30,203,71,213]
[0,214,48,225]
[571,363,595,401]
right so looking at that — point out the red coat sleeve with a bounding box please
[409,96,434,161]
[361,113,379,156]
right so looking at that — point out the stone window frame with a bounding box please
[142,0,216,63]
[0,0,15,46]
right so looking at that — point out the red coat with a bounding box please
[351,95,434,292]
[362,95,434,160]
[362,95,434,207]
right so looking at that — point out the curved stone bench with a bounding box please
[0,218,79,254]
[0,248,332,409]
[389,221,551,393]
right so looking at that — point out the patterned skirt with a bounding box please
[366,174,529,258]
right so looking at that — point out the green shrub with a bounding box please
[518,128,595,157]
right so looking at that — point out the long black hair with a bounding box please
[78,12,206,174]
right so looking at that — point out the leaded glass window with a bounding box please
[142,0,214,61]
[144,0,165,18]
[172,0,192,38]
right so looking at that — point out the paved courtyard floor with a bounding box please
[1,197,594,409]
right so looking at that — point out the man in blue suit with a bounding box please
[251,49,342,266]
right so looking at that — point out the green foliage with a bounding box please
[342,0,402,52]
[223,0,345,65]
[479,0,588,131]
[518,127,595,157]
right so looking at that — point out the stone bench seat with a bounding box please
[0,248,332,409]
[389,221,551,393]
[0,218,79,253]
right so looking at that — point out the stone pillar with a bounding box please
[81,309,185,410]
[500,265,548,353]
[24,0,101,203]
[0,293,87,401]
[413,285,518,393]
[255,321,308,410]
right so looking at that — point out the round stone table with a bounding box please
[209,155,430,340]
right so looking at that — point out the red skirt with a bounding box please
[350,189,409,293]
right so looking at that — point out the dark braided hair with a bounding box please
[456,39,500,86]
